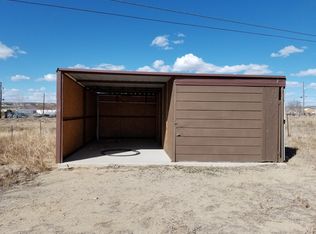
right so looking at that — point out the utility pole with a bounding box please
[42,92,45,117]
[0,82,2,118]
[302,82,305,115]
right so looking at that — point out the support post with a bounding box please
[0,82,2,118]
[286,113,290,137]
[42,92,45,117]
[302,82,305,115]
[96,95,99,141]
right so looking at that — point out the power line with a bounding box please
[110,0,316,37]
[7,0,316,43]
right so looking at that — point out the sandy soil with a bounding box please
[1,162,316,234]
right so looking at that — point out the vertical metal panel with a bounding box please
[160,84,168,148]
[83,88,86,144]
[163,78,176,161]
[96,95,99,141]
[63,119,84,156]
[263,87,279,161]
[56,71,63,163]
[280,87,285,162]
[84,90,97,143]
[62,74,85,159]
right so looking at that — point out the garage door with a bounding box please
[99,91,157,139]
[175,85,265,162]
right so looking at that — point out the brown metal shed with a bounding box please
[56,68,286,163]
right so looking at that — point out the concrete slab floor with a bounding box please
[59,139,287,168]
[61,139,171,166]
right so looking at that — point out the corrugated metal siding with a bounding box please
[175,85,264,162]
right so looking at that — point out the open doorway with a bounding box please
[57,70,175,164]
[63,86,171,164]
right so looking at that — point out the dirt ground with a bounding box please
[0,163,315,233]
[0,116,316,233]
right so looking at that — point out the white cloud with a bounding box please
[292,68,316,77]
[11,74,31,81]
[3,88,24,102]
[151,33,186,49]
[26,88,55,103]
[271,45,305,58]
[0,41,26,60]
[309,83,316,89]
[3,87,55,103]
[173,32,185,44]
[92,63,125,70]
[28,87,46,92]
[152,60,171,72]
[172,39,184,45]
[285,91,295,97]
[151,35,172,50]
[39,73,56,82]
[137,53,271,75]
[173,53,271,74]
[137,60,171,72]
[70,64,90,69]
[286,81,301,87]
[69,63,125,71]
[137,65,156,72]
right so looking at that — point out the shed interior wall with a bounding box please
[98,94,158,139]
[61,76,173,161]
[62,75,97,158]
[62,75,84,157]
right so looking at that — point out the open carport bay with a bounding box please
[57,70,176,164]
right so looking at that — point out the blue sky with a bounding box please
[0,0,315,105]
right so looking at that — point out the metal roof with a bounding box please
[57,68,286,88]
[57,68,286,79]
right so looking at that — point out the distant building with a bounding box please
[304,107,316,115]
[35,109,56,117]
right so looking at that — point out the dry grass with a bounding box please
[0,115,315,188]
[285,115,316,166]
[0,118,55,187]
[0,116,316,233]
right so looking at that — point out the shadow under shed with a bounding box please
[63,139,171,165]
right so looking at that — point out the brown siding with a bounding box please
[175,85,264,162]
[63,119,84,157]
[176,86,263,93]
[176,137,261,146]
[62,75,85,158]
[63,76,84,118]
[163,79,175,161]
[85,117,96,142]
[176,154,262,162]
[176,128,262,137]
[262,87,279,161]
[99,95,157,138]
[176,110,262,120]
[177,146,261,155]
[56,71,62,163]
[176,119,262,128]
[177,92,262,102]
[280,87,285,161]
